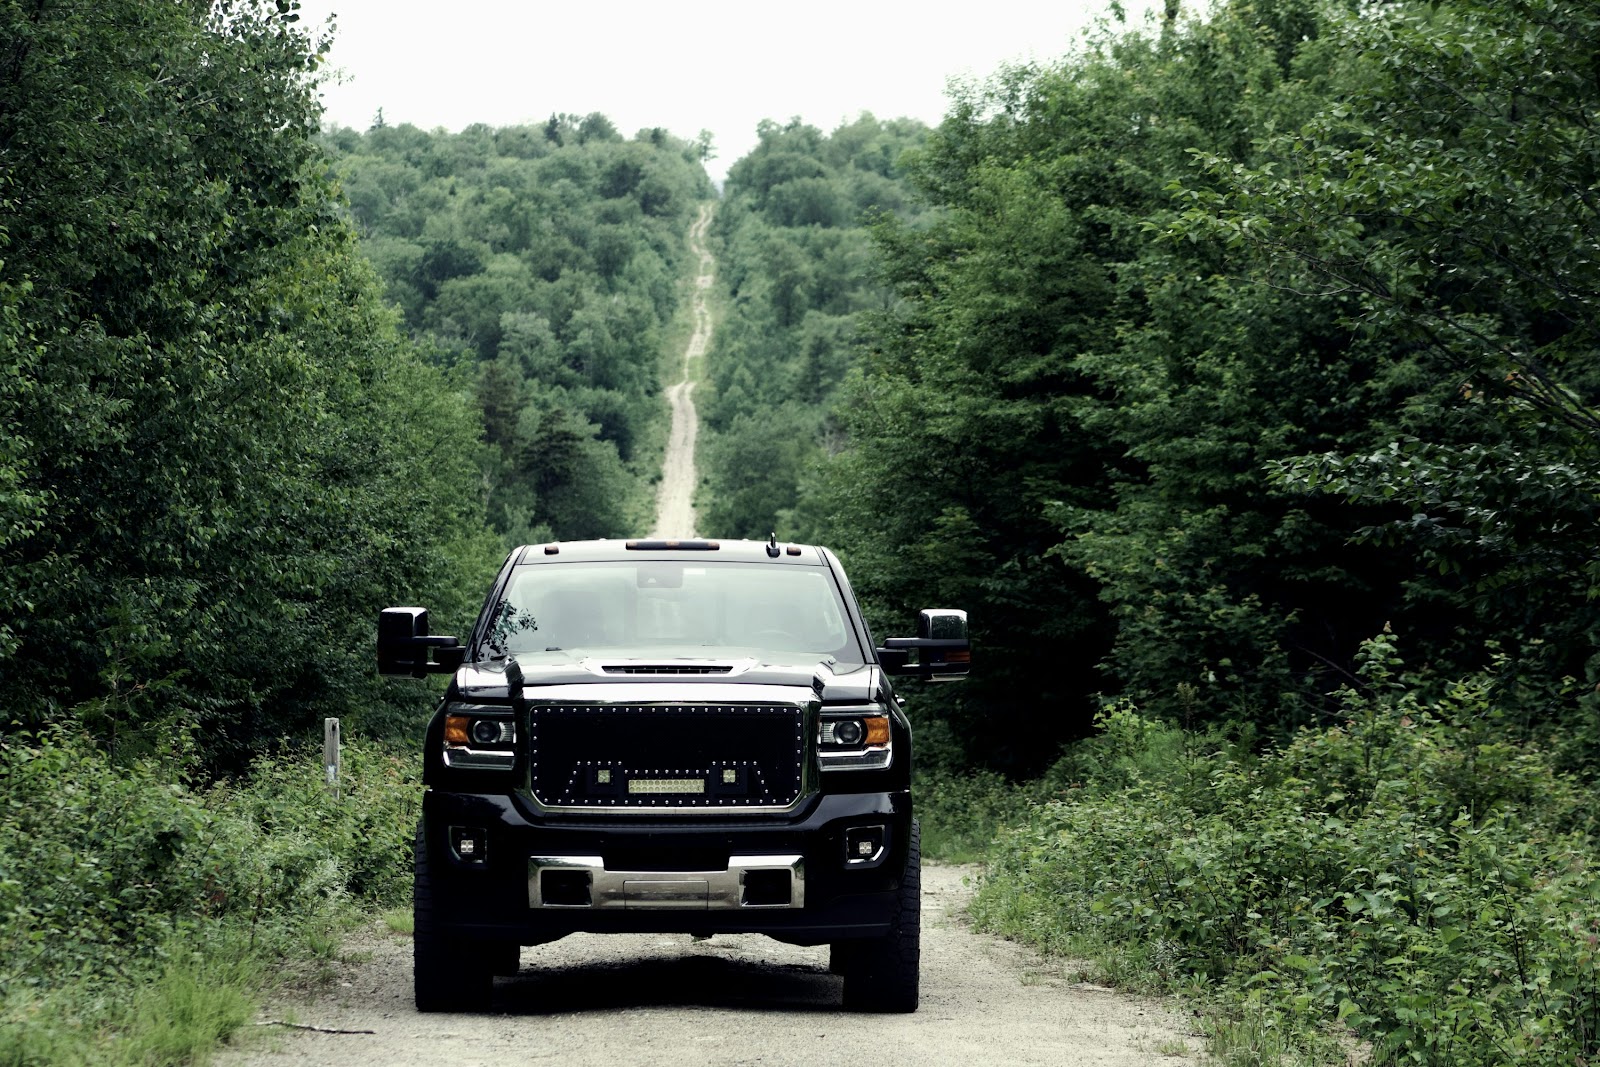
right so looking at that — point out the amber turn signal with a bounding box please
[863,716,890,746]
[444,714,471,745]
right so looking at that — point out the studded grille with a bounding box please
[528,703,806,810]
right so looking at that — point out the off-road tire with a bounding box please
[413,824,495,1012]
[837,819,920,1013]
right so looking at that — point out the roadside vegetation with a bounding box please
[964,638,1600,1065]
[0,728,420,1065]
[876,1,1600,1063]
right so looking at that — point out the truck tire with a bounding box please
[837,819,920,1013]
[413,823,494,1012]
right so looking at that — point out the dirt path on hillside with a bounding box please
[647,203,714,540]
[220,865,1200,1067]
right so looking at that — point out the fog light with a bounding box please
[844,824,886,866]
[449,825,488,865]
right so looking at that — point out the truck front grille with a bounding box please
[528,703,806,810]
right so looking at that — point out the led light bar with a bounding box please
[628,777,706,795]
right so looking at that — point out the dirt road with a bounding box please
[222,865,1197,1067]
[647,203,714,540]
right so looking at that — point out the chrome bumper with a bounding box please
[528,853,805,910]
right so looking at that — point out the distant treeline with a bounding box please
[321,117,712,542]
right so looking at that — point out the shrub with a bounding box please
[0,725,421,1063]
[974,634,1600,1065]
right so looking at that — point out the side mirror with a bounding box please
[378,607,466,678]
[877,609,970,681]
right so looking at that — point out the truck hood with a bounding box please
[453,651,883,705]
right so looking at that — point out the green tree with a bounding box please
[1180,0,1600,749]
[324,120,713,543]
[0,0,497,762]
[802,0,1476,766]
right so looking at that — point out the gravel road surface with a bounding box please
[221,864,1199,1067]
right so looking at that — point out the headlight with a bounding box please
[471,718,512,745]
[818,707,892,771]
[832,719,864,746]
[443,705,516,770]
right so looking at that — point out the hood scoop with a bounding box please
[600,663,734,675]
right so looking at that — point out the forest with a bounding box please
[2,0,1598,1063]
[321,116,712,543]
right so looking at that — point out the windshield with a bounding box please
[482,561,865,665]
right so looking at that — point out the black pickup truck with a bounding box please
[378,537,969,1013]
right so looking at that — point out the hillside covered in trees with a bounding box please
[696,114,933,537]
[321,118,712,541]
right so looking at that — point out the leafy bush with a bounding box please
[0,727,421,1064]
[973,634,1600,1065]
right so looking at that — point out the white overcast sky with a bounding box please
[294,0,1157,184]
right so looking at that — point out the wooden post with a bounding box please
[323,718,341,801]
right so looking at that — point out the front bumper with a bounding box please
[421,788,912,946]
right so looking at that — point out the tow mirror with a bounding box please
[378,607,466,678]
[877,609,970,680]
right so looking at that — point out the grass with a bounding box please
[380,908,415,936]
[964,656,1600,1066]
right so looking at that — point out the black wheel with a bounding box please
[413,823,494,1012]
[486,939,521,976]
[837,819,920,1013]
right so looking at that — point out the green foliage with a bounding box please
[0,0,500,763]
[699,114,931,539]
[914,767,1041,865]
[974,634,1600,1065]
[806,1,1419,765]
[1179,0,1600,749]
[324,120,714,542]
[0,726,422,1062]
[796,0,1600,769]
